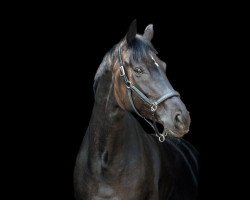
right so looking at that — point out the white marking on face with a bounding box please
[150,55,159,67]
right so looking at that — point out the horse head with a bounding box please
[112,20,191,139]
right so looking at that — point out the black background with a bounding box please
[13,2,246,200]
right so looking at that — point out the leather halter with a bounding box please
[118,46,180,142]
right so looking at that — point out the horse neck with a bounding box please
[89,70,137,157]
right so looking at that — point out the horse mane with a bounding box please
[94,45,117,85]
[93,35,157,93]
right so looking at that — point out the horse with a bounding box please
[74,20,199,200]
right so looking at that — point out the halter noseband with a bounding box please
[118,45,180,142]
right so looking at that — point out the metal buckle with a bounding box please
[120,66,125,76]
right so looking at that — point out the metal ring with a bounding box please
[126,81,132,89]
[163,130,168,137]
[158,134,165,142]
[151,103,158,112]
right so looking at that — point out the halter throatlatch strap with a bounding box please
[118,45,180,142]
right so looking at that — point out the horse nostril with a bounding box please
[175,113,183,124]
[175,114,182,123]
[174,112,185,130]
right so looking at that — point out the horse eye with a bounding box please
[134,67,143,74]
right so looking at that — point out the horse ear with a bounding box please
[143,24,154,41]
[126,19,137,45]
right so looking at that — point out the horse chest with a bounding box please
[88,153,159,199]
[91,135,159,198]
[94,173,157,200]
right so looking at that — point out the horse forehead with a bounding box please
[125,53,155,65]
[134,56,160,68]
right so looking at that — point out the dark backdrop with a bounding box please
[19,2,245,200]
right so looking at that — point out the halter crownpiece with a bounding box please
[118,45,180,142]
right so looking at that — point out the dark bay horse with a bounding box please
[74,20,199,200]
